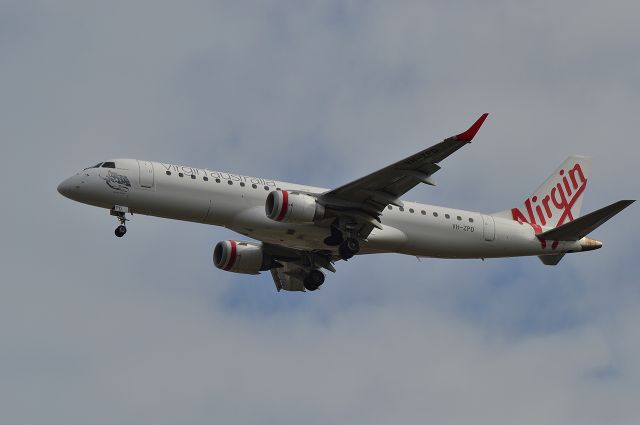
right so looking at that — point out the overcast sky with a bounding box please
[2,1,639,424]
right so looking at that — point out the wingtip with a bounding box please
[455,113,489,142]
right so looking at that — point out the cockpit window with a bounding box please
[101,162,115,168]
[84,162,103,170]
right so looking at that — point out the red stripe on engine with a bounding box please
[224,240,237,271]
[275,191,289,221]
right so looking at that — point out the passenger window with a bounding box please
[469,218,474,223]
[264,186,270,190]
[433,212,438,217]
[215,178,221,183]
[252,184,257,189]
[445,214,450,219]
[387,206,392,210]
[409,208,414,213]
[240,182,245,187]
[228,181,233,185]
[101,162,115,168]
[178,173,184,177]
[457,216,462,221]
[166,171,171,176]
[203,176,208,181]
[191,175,196,179]
[399,207,405,212]
[421,210,426,215]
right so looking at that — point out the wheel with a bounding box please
[308,269,325,286]
[345,238,359,253]
[303,270,324,291]
[304,279,318,291]
[339,238,360,260]
[115,225,127,237]
[339,243,353,260]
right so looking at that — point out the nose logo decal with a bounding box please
[102,171,131,193]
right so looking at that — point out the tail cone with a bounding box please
[580,237,603,251]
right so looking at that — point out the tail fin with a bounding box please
[494,156,591,229]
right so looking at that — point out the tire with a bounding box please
[303,278,319,291]
[345,238,359,253]
[339,244,353,260]
[308,269,325,286]
[115,225,127,237]
[339,238,359,260]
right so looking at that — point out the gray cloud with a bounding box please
[1,0,639,424]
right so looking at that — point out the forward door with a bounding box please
[138,160,154,188]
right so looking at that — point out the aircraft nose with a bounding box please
[57,177,76,199]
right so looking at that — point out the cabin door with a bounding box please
[138,160,154,188]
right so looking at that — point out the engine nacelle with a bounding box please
[213,240,269,275]
[265,191,325,223]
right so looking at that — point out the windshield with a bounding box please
[83,162,103,170]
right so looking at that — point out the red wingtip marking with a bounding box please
[455,113,489,142]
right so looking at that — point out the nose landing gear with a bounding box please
[115,225,127,237]
[110,206,130,238]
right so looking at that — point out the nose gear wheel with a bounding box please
[110,208,130,238]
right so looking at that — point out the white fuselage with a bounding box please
[58,159,583,259]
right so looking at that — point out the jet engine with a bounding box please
[265,191,325,223]
[213,240,271,275]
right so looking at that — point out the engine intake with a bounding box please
[265,191,325,223]
[213,240,270,275]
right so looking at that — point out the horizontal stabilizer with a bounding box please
[537,200,634,241]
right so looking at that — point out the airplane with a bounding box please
[57,114,634,292]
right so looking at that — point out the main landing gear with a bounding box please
[303,269,325,291]
[324,218,362,260]
[110,207,130,238]
[338,238,360,260]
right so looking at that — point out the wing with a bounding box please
[320,114,488,216]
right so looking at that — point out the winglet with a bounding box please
[455,113,489,142]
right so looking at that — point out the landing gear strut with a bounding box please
[303,269,325,291]
[110,207,129,238]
